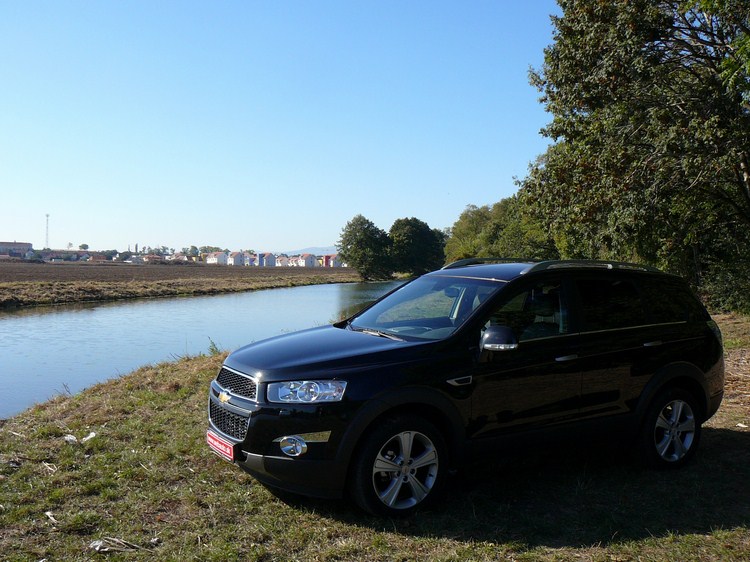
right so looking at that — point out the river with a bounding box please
[0,281,401,419]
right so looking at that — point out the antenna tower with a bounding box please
[45,214,50,249]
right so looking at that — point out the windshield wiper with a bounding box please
[358,328,404,341]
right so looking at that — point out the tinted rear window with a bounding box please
[639,277,707,323]
[575,277,645,331]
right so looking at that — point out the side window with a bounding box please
[640,277,708,323]
[487,280,566,342]
[575,277,644,331]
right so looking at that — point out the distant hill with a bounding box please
[278,246,337,256]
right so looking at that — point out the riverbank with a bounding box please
[0,262,361,308]
[1,315,748,560]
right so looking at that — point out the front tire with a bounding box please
[640,388,702,468]
[349,415,447,516]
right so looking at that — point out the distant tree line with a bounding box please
[445,0,750,312]
[337,215,447,280]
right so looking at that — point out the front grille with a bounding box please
[209,401,249,440]
[216,367,257,400]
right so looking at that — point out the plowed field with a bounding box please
[0,261,360,308]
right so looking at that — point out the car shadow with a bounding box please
[277,427,750,548]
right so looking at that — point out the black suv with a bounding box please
[207,260,724,515]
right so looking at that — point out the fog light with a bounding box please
[279,435,308,457]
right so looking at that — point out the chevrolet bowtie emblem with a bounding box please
[218,391,231,403]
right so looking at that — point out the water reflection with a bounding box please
[0,281,400,418]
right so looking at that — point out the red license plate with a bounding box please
[207,429,234,461]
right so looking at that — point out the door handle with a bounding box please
[555,354,578,362]
[643,340,663,347]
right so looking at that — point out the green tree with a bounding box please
[336,215,393,281]
[522,0,750,285]
[389,217,445,275]
[482,196,559,259]
[79,243,89,251]
[444,205,492,262]
[444,198,558,263]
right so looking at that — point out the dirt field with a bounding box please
[0,261,359,283]
[0,261,361,308]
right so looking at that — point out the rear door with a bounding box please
[569,273,650,418]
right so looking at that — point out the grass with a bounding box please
[714,312,750,349]
[1,319,749,560]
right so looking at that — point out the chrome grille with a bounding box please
[216,367,257,400]
[209,401,249,440]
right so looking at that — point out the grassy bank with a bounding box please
[0,262,361,308]
[1,318,749,561]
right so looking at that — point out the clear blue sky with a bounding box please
[1,1,559,253]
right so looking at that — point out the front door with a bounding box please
[468,277,583,440]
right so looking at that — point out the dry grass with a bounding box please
[0,317,748,561]
[714,312,750,349]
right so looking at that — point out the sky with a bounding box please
[1,1,560,254]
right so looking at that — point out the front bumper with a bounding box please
[236,450,348,499]
[207,380,353,499]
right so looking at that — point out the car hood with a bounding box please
[223,324,430,381]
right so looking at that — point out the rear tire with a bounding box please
[640,388,702,468]
[349,415,447,516]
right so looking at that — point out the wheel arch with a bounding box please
[336,388,466,483]
[636,362,710,423]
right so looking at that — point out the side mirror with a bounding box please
[481,325,518,352]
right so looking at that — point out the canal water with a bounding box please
[0,281,401,419]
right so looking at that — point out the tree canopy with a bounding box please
[444,197,558,263]
[522,0,750,275]
[389,217,446,275]
[439,0,750,310]
[337,215,447,280]
[337,215,394,281]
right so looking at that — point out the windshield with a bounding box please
[350,275,504,340]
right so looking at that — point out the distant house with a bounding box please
[206,252,228,265]
[290,253,317,267]
[166,252,190,262]
[322,254,342,267]
[245,253,259,266]
[276,255,289,267]
[228,252,245,266]
[259,252,276,267]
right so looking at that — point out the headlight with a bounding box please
[267,380,347,404]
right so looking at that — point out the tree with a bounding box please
[336,215,393,280]
[389,217,445,275]
[481,196,559,260]
[79,243,89,251]
[444,205,492,262]
[521,0,750,285]
[444,198,558,263]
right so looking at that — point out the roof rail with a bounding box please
[441,257,538,270]
[441,257,662,273]
[524,260,661,273]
